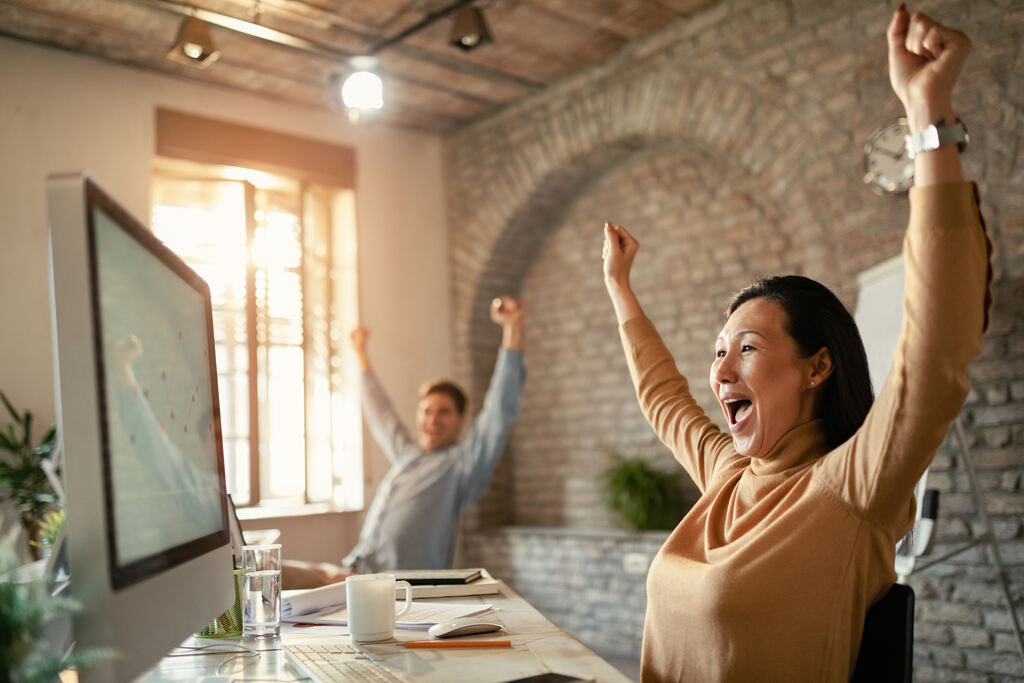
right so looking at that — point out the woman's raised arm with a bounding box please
[887,5,971,187]
[823,7,989,522]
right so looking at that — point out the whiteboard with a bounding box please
[854,254,905,394]
[855,253,932,574]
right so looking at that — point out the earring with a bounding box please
[810,381,815,387]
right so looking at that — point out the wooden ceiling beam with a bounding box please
[113,0,531,99]
[121,0,543,91]
[0,0,723,134]
[389,42,543,90]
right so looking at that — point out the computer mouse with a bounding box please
[427,617,504,638]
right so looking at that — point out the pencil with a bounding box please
[401,640,512,649]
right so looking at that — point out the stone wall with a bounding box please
[448,0,1024,679]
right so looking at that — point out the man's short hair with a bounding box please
[418,379,468,415]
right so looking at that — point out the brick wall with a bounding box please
[448,0,1024,679]
[467,527,668,660]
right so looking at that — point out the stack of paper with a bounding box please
[281,581,347,619]
[283,602,496,630]
[281,569,502,618]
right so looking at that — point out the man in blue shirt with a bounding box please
[283,296,525,587]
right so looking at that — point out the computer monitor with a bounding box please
[47,172,234,681]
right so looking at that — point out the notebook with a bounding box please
[392,568,482,585]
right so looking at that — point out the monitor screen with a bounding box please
[49,173,233,682]
[90,201,226,586]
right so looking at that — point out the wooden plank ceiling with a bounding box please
[0,0,720,133]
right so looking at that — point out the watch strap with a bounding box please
[905,119,969,158]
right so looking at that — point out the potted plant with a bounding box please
[29,510,65,562]
[0,529,112,683]
[603,450,684,531]
[0,392,59,560]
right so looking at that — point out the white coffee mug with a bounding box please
[345,573,413,642]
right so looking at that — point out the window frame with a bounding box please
[153,109,360,513]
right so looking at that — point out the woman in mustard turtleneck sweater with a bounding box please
[602,6,991,682]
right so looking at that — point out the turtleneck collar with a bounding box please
[748,418,829,476]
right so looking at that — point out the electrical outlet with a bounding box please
[623,552,651,575]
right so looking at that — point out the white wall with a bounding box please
[0,37,452,562]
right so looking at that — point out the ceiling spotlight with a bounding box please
[167,17,220,68]
[339,56,383,123]
[449,6,492,51]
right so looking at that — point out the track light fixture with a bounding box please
[153,0,492,120]
[167,16,220,68]
[338,2,493,122]
[449,6,493,51]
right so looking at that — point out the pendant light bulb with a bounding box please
[341,56,383,111]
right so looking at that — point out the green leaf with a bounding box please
[4,425,19,451]
[0,391,21,424]
[23,412,32,452]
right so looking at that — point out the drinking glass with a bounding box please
[242,544,282,638]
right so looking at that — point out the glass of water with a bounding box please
[242,544,282,638]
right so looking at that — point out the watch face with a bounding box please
[863,118,914,195]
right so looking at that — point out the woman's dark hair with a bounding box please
[726,275,874,449]
[418,379,468,415]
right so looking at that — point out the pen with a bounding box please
[401,640,512,649]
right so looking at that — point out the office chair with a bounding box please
[851,583,915,683]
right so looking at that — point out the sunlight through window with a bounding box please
[151,166,361,511]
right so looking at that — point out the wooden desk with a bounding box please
[137,581,631,682]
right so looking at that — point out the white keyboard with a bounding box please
[283,643,408,682]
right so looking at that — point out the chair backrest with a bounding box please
[851,583,915,683]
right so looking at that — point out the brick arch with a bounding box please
[460,140,654,393]
[450,64,846,417]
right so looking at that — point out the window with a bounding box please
[150,162,362,511]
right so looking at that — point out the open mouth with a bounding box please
[725,398,752,425]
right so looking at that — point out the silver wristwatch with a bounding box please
[905,119,969,159]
